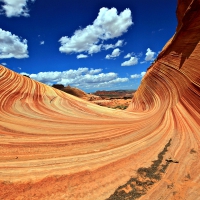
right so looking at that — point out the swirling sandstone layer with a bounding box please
[0,0,200,199]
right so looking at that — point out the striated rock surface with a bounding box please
[52,84,89,98]
[0,0,200,199]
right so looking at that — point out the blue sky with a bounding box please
[0,0,177,92]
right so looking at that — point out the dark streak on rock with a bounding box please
[106,139,172,200]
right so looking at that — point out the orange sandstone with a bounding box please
[0,0,200,199]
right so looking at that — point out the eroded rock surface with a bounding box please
[0,0,200,199]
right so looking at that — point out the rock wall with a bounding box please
[0,0,200,199]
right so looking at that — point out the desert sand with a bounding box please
[0,0,200,199]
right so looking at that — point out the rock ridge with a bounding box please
[0,0,200,199]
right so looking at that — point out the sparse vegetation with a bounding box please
[113,105,128,110]
[93,90,135,99]
[185,173,191,180]
[190,148,197,154]
[107,139,172,200]
[167,183,174,189]
[23,75,30,78]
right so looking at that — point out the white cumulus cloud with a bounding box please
[141,72,146,77]
[105,48,121,59]
[59,7,133,55]
[21,67,129,90]
[121,57,138,66]
[103,40,124,50]
[124,52,133,58]
[0,28,28,59]
[130,74,140,78]
[0,0,35,17]
[131,72,146,79]
[145,48,156,61]
[88,44,102,54]
[21,72,29,76]
[88,69,102,75]
[115,40,123,47]
[77,54,88,59]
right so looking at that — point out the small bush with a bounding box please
[114,105,128,110]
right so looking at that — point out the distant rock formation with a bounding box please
[52,84,88,98]
[0,0,200,199]
[94,90,135,99]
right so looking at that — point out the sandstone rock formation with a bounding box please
[0,0,200,199]
[52,84,89,98]
[52,84,104,102]
[93,90,135,99]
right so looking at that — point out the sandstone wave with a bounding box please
[0,0,200,199]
